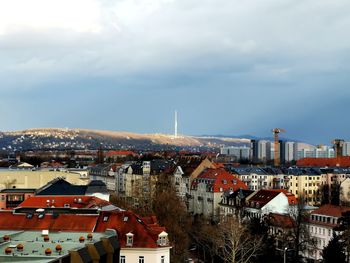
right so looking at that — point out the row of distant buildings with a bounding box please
[220,140,350,163]
[6,149,350,262]
[87,155,350,262]
[89,156,350,212]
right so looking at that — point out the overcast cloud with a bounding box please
[0,0,349,144]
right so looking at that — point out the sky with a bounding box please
[0,0,350,144]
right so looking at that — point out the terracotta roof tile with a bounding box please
[267,213,294,228]
[297,157,350,167]
[4,196,168,249]
[311,204,350,218]
[0,212,98,232]
[193,168,248,192]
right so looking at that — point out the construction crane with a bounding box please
[332,139,344,158]
[272,128,286,167]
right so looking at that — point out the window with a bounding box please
[139,256,144,263]
[103,216,109,222]
[161,256,165,263]
[126,233,134,246]
[158,232,168,246]
[120,256,126,263]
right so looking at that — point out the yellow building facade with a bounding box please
[0,170,88,189]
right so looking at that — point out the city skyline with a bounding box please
[1,0,350,144]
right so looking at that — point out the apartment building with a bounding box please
[189,168,248,219]
[229,167,288,191]
[303,204,350,261]
[171,156,215,202]
[286,167,322,206]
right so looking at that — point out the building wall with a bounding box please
[124,169,158,207]
[0,192,34,209]
[341,178,350,204]
[237,173,285,191]
[342,142,350,156]
[288,175,321,205]
[91,174,116,192]
[0,170,88,189]
[189,183,215,218]
[304,222,332,261]
[172,167,189,200]
[120,247,170,263]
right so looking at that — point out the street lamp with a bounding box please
[284,247,288,263]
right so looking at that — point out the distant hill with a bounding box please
[0,128,252,152]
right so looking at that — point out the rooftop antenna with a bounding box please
[174,110,178,139]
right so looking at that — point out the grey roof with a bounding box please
[35,178,87,196]
[85,180,108,194]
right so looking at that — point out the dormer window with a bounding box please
[158,231,168,246]
[126,232,134,246]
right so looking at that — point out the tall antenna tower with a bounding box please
[174,110,178,138]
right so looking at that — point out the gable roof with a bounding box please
[35,178,87,196]
[193,168,248,193]
[2,196,168,249]
[176,156,207,176]
[269,189,297,205]
[247,189,282,207]
[94,210,166,248]
[35,178,107,196]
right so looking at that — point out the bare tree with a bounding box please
[288,195,316,262]
[218,216,263,263]
[191,217,223,263]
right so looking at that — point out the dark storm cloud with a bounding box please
[0,0,350,144]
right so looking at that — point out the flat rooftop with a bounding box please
[0,229,116,262]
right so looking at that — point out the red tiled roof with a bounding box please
[106,151,136,157]
[193,168,248,192]
[297,157,350,167]
[213,162,225,168]
[4,196,168,249]
[94,210,167,248]
[267,213,294,228]
[248,189,281,207]
[311,204,350,218]
[0,211,98,232]
[18,196,110,209]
